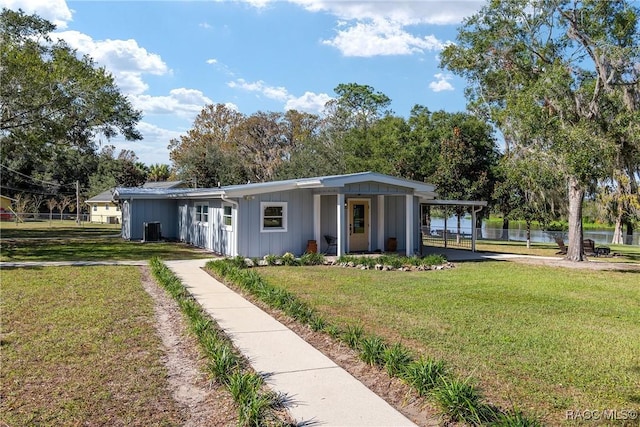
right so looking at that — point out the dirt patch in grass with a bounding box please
[139,266,236,426]
[0,265,236,426]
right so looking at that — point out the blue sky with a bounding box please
[2,0,484,166]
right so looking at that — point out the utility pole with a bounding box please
[76,180,80,225]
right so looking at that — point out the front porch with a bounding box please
[311,193,419,257]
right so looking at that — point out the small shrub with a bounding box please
[356,257,377,268]
[281,252,298,266]
[422,254,447,266]
[287,300,314,323]
[432,376,491,425]
[207,344,240,383]
[324,324,341,339]
[227,371,264,402]
[359,335,387,367]
[337,255,357,264]
[403,357,446,396]
[342,323,364,349]
[230,255,248,269]
[264,254,278,266]
[491,408,542,426]
[377,254,404,269]
[300,252,325,266]
[309,315,326,332]
[383,343,413,377]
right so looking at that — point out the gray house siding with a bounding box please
[237,189,315,258]
[344,182,411,195]
[384,195,407,251]
[320,195,337,253]
[125,199,178,240]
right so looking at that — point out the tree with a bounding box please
[57,195,74,217]
[169,103,247,186]
[493,151,565,247]
[147,164,171,182]
[0,9,142,169]
[430,119,499,240]
[441,0,640,260]
[46,198,58,223]
[324,83,393,173]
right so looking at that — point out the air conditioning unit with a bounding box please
[143,222,162,242]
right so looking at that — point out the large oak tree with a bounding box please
[441,0,640,260]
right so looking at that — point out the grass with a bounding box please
[0,266,183,426]
[256,262,640,424]
[0,221,212,262]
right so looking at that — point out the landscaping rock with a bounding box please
[244,258,255,268]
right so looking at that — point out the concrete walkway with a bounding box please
[165,259,416,427]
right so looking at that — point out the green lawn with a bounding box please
[257,262,640,424]
[0,266,183,425]
[0,222,212,262]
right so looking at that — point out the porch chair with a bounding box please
[324,235,337,255]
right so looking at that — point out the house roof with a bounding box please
[113,172,441,200]
[142,180,185,189]
[85,189,115,203]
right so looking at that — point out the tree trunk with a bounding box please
[501,217,509,240]
[566,175,585,261]
[611,206,624,245]
[456,213,461,244]
[526,221,531,249]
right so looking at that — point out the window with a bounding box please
[92,205,97,212]
[105,203,109,210]
[195,204,209,223]
[223,205,233,228]
[261,202,287,232]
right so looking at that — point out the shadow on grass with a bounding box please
[0,238,212,262]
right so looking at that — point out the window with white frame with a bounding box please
[92,205,97,211]
[195,203,209,223]
[105,203,109,210]
[260,202,287,232]
[223,204,233,229]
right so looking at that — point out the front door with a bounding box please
[348,199,369,252]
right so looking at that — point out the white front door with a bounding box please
[348,199,370,252]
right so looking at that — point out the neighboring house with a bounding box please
[142,180,187,189]
[0,195,15,221]
[113,172,486,258]
[86,181,186,224]
[85,190,121,224]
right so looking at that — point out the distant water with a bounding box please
[428,217,639,246]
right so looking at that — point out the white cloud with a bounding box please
[0,0,73,28]
[228,79,289,102]
[108,122,182,166]
[131,88,213,117]
[429,73,455,92]
[285,92,333,113]
[322,18,447,57]
[229,79,331,114]
[285,0,483,25]
[53,30,169,95]
[206,58,218,64]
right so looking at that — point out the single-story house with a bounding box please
[113,172,486,258]
[87,181,186,224]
